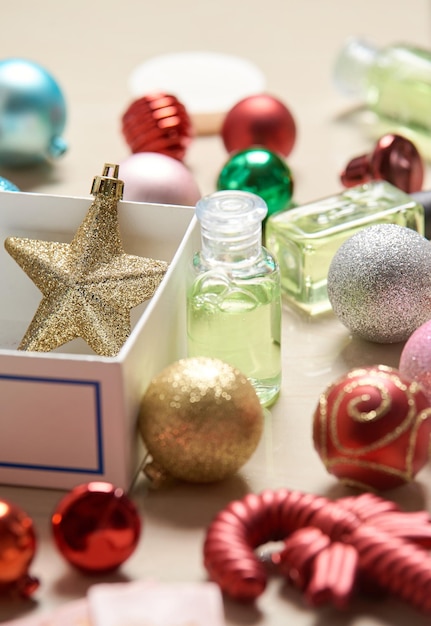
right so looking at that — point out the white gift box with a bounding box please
[0,190,198,490]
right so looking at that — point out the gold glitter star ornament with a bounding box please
[4,164,169,356]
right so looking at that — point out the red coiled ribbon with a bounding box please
[203,489,431,612]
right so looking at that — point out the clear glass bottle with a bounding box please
[187,190,281,408]
[334,39,431,132]
[265,181,424,316]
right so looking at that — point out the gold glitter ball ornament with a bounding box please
[4,164,168,357]
[139,357,264,484]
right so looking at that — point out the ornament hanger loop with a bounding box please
[91,163,124,199]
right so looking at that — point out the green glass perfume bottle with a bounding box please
[187,190,281,408]
[334,38,431,156]
[265,181,424,316]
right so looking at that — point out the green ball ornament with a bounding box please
[216,147,294,218]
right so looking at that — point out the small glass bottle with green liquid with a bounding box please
[334,38,431,157]
[187,190,282,408]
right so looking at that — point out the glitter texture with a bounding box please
[327,223,431,343]
[139,356,264,483]
[4,165,168,356]
[312,365,431,491]
[399,318,431,403]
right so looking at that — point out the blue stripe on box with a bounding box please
[0,374,104,474]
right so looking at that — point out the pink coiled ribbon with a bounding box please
[203,489,431,612]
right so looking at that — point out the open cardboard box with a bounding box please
[0,190,199,490]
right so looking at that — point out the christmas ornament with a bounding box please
[327,223,431,343]
[121,93,193,161]
[0,58,67,166]
[216,147,293,218]
[312,364,431,490]
[399,318,431,403]
[340,133,424,193]
[51,481,141,573]
[5,164,168,356]
[139,357,264,484]
[204,488,431,612]
[221,94,297,157]
[128,51,266,135]
[0,498,39,597]
[0,176,19,191]
[119,152,201,205]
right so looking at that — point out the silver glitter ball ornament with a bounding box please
[327,223,431,343]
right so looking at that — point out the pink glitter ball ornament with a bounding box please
[399,319,431,404]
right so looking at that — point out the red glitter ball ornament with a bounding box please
[0,499,39,597]
[121,93,194,161]
[221,94,297,157]
[313,365,431,491]
[51,482,141,573]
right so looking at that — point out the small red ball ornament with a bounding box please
[313,365,431,491]
[121,93,193,161]
[51,482,141,573]
[0,499,39,597]
[221,94,297,157]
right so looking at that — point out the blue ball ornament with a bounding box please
[0,176,19,191]
[0,58,67,167]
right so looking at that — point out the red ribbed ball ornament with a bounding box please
[221,94,297,157]
[51,481,141,573]
[313,365,431,491]
[121,92,193,161]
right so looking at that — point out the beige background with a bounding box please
[1,1,431,625]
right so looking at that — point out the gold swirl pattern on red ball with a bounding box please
[313,365,431,490]
[203,489,431,612]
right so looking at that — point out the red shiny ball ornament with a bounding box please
[0,499,39,597]
[221,94,297,157]
[51,482,141,573]
[121,93,194,161]
[313,365,431,491]
[340,133,424,193]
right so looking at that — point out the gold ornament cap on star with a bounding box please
[139,356,264,485]
[4,163,169,357]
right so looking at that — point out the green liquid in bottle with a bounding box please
[334,39,431,159]
[366,45,431,133]
[187,190,282,407]
[265,182,424,316]
[187,268,281,407]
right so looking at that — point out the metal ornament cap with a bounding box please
[51,481,141,573]
[340,134,424,193]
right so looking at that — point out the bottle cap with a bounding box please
[333,38,378,97]
[196,191,267,261]
[196,190,267,234]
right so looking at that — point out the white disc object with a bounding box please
[128,51,266,135]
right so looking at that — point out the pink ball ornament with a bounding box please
[399,319,431,404]
[119,152,201,206]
